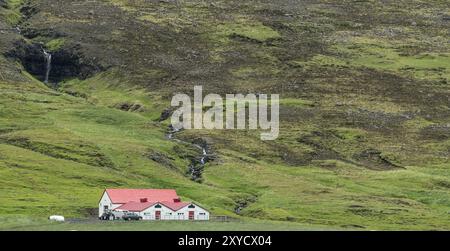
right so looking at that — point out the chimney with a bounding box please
[140,198,148,203]
[173,197,181,203]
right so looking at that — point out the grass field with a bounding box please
[0,217,336,231]
[1,76,449,230]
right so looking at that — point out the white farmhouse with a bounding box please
[98,189,209,220]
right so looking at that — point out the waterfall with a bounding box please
[43,49,52,84]
[166,125,210,182]
[166,125,182,139]
[200,148,207,165]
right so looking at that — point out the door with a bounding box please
[155,211,161,220]
[189,211,195,220]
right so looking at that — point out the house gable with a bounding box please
[176,202,209,213]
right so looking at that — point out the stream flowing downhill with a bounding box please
[200,147,207,165]
[42,49,52,84]
[167,125,209,182]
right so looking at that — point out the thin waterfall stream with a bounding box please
[42,49,52,84]
[166,125,211,182]
[200,147,207,165]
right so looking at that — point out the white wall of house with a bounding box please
[177,204,210,220]
[98,192,122,217]
[136,203,209,220]
[139,203,176,220]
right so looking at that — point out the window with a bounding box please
[188,205,195,209]
[199,213,205,215]
[178,213,184,215]
[155,204,162,208]
[104,205,109,210]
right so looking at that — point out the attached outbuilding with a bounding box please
[98,189,209,221]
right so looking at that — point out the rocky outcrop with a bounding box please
[354,149,403,170]
[6,40,103,83]
[147,150,177,170]
[5,41,46,80]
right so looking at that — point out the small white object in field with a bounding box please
[49,215,65,222]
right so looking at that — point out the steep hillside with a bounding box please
[0,0,449,230]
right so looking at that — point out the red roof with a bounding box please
[160,201,190,211]
[115,201,191,212]
[115,201,157,212]
[105,189,178,204]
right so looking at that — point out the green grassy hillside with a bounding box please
[0,0,449,230]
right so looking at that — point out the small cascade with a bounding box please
[166,124,182,139]
[42,49,52,83]
[166,125,212,183]
[188,145,209,182]
[200,148,207,165]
